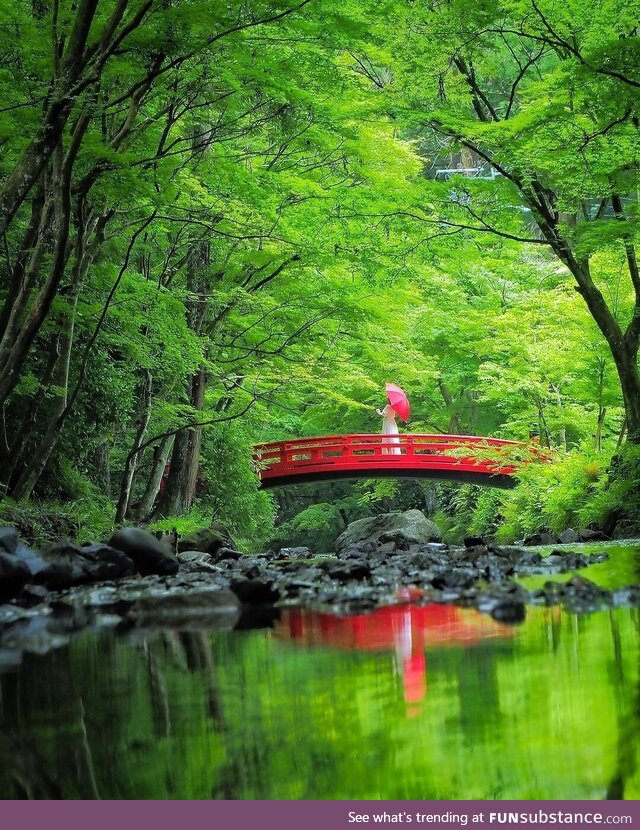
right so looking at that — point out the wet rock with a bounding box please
[0,604,48,626]
[154,529,178,553]
[6,536,52,580]
[25,541,88,588]
[33,540,134,588]
[78,542,135,580]
[405,550,440,571]
[234,560,263,580]
[560,552,593,570]
[335,510,441,553]
[0,551,30,596]
[0,527,18,555]
[20,584,50,604]
[540,581,566,606]
[523,532,558,546]
[278,546,312,559]
[491,599,526,624]
[253,550,276,560]
[464,536,486,548]
[177,550,214,566]
[326,561,371,582]
[213,547,242,564]
[109,527,178,576]
[229,577,280,604]
[577,528,610,543]
[177,523,235,556]
[612,521,640,541]
[338,542,376,559]
[560,576,612,612]
[177,551,220,574]
[508,552,545,575]
[462,545,489,564]
[479,558,514,582]
[613,585,640,606]
[130,587,240,628]
[558,528,579,544]
[431,569,476,591]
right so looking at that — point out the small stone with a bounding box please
[177,550,214,565]
[213,547,242,563]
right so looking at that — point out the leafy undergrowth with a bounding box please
[437,446,640,544]
[0,498,116,548]
[147,508,214,540]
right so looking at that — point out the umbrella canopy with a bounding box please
[385,382,410,421]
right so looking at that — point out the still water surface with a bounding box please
[1,542,640,800]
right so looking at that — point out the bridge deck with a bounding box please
[253,434,524,489]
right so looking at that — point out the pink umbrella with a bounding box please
[386,382,410,421]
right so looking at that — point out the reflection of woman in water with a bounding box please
[377,404,401,455]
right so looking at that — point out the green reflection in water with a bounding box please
[0,554,640,800]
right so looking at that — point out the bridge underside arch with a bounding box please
[259,467,516,489]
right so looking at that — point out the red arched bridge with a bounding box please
[253,434,533,489]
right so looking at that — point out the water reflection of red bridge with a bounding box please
[277,603,515,709]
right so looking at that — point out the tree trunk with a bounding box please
[437,379,460,434]
[92,439,111,496]
[9,288,80,500]
[612,349,640,443]
[115,370,153,524]
[5,204,108,499]
[0,332,60,491]
[153,367,206,517]
[132,435,175,521]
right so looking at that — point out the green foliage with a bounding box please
[148,507,217,539]
[0,497,114,547]
[433,446,640,543]
[496,451,610,541]
[198,423,277,547]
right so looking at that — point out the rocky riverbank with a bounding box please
[1,511,639,661]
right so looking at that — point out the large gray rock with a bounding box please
[109,527,178,576]
[0,527,52,579]
[612,521,640,540]
[30,540,135,588]
[335,509,441,553]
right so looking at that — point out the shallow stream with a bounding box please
[1,541,639,799]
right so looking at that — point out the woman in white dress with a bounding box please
[377,404,401,455]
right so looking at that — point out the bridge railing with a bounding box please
[253,433,530,479]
